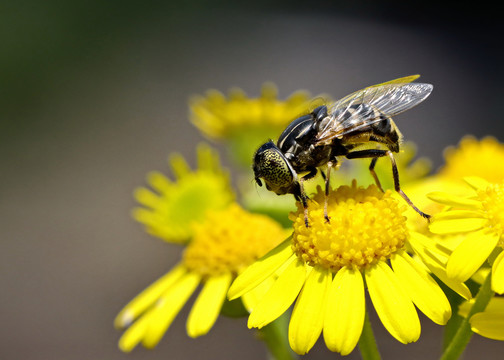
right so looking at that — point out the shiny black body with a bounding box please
[277,106,344,175]
[274,105,400,197]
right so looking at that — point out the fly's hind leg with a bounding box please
[346,149,430,220]
[369,157,384,192]
[387,151,431,220]
[347,149,387,191]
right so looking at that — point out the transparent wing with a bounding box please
[337,74,420,102]
[332,74,420,106]
[316,78,433,144]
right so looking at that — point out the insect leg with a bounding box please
[369,157,384,192]
[346,149,387,191]
[386,151,431,220]
[298,178,310,227]
[290,167,318,227]
[346,149,430,219]
[301,167,318,181]
[324,161,335,223]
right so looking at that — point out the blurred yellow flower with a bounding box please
[439,136,504,183]
[132,143,234,244]
[190,82,322,140]
[115,203,288,352]
[429,177,504,294]
[189,83,326,165]
[229,181,459,356]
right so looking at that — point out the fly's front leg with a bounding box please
[298,178,310,227]
[298,167,318,227]
[346,149,430,220]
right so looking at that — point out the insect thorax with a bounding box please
[277,113,336,172]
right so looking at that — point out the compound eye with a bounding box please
[258,149,294,192]
[253,141,296,195]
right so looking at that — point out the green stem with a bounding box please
[358,309,381,360]
[258,312,297,360]
[441,278,478,349]
[440,272,494,360]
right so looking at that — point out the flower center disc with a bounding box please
[183,204,287,278]
[291,181,409,272]
[480,183,504,244]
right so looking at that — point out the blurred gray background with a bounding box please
[1,1,503,359]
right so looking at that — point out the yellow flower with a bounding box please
[404,136,504,221]
[190,82,321,140]
[400,136,504,234]
[459,296,504,341]
[439,136,504,183]
[115,203,288,352]
[429,177,504,294]
[132,143,234,244]
[189,83,326,165]
[229,181,457,356]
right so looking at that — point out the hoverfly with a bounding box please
[252,75,433,227]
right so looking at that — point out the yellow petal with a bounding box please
[460,297,504,318]
[447,229,499,282]
[186,272,232,338]
[114,264,186,329]
[458,299,474,318]
[391,251,451,325]
[471,268,491,285]
[408,231,452,260]
[491,251,504,294]
[470,313,504,340]
[289,267,331,355]
[131,208,160,226]
[248,257,306,329]
[147,171,173,194]
[365,262,420,343]
[228,237,293,300]
[241,275,276,312]
[463,176,490,191]
[142,271,201,348]
[118,310,155,352]
[429,218,487,234]
[323,267,365,355]
[484,296,504,313]
[169,153,191,179]
[433,210,485,220]
[409,232,471,300]
[427,192,483,210]
[134,188,162,209]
